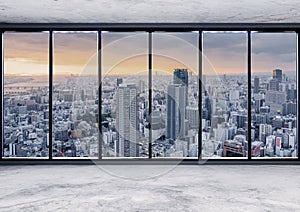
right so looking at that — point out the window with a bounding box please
[3,32,49,158]
[152,32,198,158]
[53,31,98,158]
[202,31,248,158]
[101,32,149,158]
[251,32,297,158]
[0,24,299,162]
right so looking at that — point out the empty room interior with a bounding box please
[0,1,300,211]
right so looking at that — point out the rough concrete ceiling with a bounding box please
[0,0,299,23]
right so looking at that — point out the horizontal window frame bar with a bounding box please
[1,23,300,32]
[1,158,298,161]
[0,159,299,166]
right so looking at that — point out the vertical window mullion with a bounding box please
[247,30,252,160]
[149,32,152,159]
[98,30,102,160]
[49,30,53,160]
[198,30,202,160]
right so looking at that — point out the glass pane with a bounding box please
[102,32,148,158]
[152,32,199,158]
[251,32,297,158]
[3,32,49,158]
[53,32,98,158]
[202,32,248,158]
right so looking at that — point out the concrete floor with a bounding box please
[0,165,299,211]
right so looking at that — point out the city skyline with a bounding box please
[2,67,298,158]
[4,69,297,78]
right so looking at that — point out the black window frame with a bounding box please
[0,23,299,165]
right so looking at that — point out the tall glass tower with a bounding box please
[174,68,188,87]
[166,84,187,143]
[273,69,283,83]
[173,68,188,106]
[116,83,139,157]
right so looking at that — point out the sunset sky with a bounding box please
[3,31,297,76]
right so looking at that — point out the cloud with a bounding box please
[153,33,198,73]
[101,33,148,76]
[4,31,297,76]
[252,33,296,55]
[53,32,98,68]
[202,32,297,74]
[203,32,247,52]
[102,32,148,51]
[252,33,296,72]
[153,32,198,50]
[4,32,48,64]
[54,32,97,51]
[203,32,247,74]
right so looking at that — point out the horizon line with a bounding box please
[4,70,297,78]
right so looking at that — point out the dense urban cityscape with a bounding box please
[251,69,297,157]
[3,75,100,158]
[102,69,199,158]
[3,76,50,157]
[3,67,298,158]
[202,69,297,158]
[52,75,99,157]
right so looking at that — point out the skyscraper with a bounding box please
[173,68,188,108]
[254,76,259,93]
[273,69,283,83]
[116,83,139,157]
[186,106,199,129]
[269,78,279,91]
[173,68,188,87]
[167,84,187,143]
[202,74,206,91]
[116,78,123,87]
